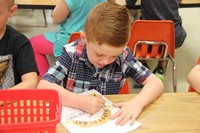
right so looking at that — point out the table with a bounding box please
[127,0,200,9]
[15,0,57,27]
[179,0,200,8]
[57,92,200,132]
[15,0,200,9]
[15,0,200,27]
[15,0,57,9]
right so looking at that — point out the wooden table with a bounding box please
[14,0,200,27]
[179,0,200,8]
[127,0,200,9]
[15,0,57,9]
[15,0,57,27]
[57,92,200,132]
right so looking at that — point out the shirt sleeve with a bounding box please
[123,47,151,84]
[43,48,72,85]
[65,0,79,12]
[15,34,39,76]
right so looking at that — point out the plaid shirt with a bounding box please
[43,40,151,95]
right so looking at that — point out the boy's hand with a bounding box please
[111,100,143,126]
[81,94,105,114]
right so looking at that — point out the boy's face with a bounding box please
[86,40,125,68]
[0,0,16,34]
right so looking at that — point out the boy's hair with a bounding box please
[8,0,15,8]
[84,2,131,47]
[2,0,15,9]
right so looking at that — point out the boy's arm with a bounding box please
[111,74,163,126]
[187,64,200,93]
[53,0,70,23]
[133,74,164,108]
[37,79,105,114]
[8,72,38,90]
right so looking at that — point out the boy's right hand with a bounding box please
[80,94,105,114]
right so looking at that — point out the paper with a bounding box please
[60,90,141,133]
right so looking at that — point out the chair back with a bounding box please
[188,57,200,92]
[127,20,177,92]
[127,20,175,59]
[68,32,81,43]
[119,79,130,94]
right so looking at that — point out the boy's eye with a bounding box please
[96,54,103,57]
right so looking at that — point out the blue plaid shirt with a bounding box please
[43,40,151,95]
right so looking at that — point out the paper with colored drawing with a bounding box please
[60,89,141,133]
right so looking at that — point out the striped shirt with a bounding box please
[43,40,151,95]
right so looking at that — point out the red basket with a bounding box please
[0,89,62,133]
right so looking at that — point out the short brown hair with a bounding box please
[84,2,131,47]
[0,0,15,9]
[8,0,15,8]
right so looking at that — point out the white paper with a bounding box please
[60,90,141,133]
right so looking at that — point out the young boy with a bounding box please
[37,2,163,126]
[0,0,39,89]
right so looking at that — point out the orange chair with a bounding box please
[127,20,176,92]
[68,32,82,43]
[68,32,130,94]
[188,57,200,92]
[119,79,130,94]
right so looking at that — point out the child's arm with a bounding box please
[8,72,38,90]
[37,79,106,114]
[52,0,70,23]
[111,74,164,126]
[187,64,200,93]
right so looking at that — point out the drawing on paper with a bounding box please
[72,108,111,127]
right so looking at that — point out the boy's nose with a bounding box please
[101,58,110,66]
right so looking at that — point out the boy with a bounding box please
[0,0,39,89]
[37,2,163,126]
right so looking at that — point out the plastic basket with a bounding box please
[0,89,62,133]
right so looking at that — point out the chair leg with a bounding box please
[173,62,177,92]
[170,55,177,92]
[43,9,47,27]
[164,59,170,71]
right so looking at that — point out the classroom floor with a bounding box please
[8,7,200,93]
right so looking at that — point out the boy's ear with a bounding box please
[9,5,18,18]
[80,31,87,43]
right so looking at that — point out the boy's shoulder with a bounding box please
[63,40,86,58]
[6,25,19,34]
[119,46,132,60]
[5,25,28,40]
[1,25,31,52]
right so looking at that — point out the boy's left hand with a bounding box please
[110,100,143,126]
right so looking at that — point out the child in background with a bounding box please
[37,2,164,126]
[187,57,200,93]
[0,0,39,89]
[30,0,107,78]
